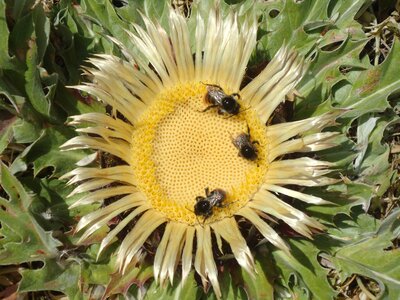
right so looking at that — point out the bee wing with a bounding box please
[207,88,226,105]
[232,133,246,149]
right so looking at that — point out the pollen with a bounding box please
[131,82,269,225]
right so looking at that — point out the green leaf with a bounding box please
[25,35,52,121]
[0,163,62,265]
[143,271,200,300]
[104,262,153,298]
[0,113,16,154]
[22,177,75,231]
[12,118,41,143]
[241,250,275,300]
[25,126,90,177]
[329,209,400,299]
[305,182,374,220]
[296,37,368,117]
[80,0,134,51]
[338,38,400,115]
[355,115,398,195]
[258,0,367,55]
[32,3,50,63]
[19,259,83,300]
[0,0,20,70]
[273,239,336,300]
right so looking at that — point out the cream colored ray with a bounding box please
[118,210,167,273]
[217,14,240,89]
[87,72,148,116]
[263,183,331,205]
[241,46,289,104]
[61,166,135,184]
[268,132,339,161]
[232,18,257,90]
[127,27,173,88]
[250,190,324,238]
[213,12,238,89]
[196,225,221,298]
[266,111,341,147]
[214,230,224,254]
[98,204,150,258]
[181,226,195,284]
[69,186,138,208]
[201,8,220,83]
[266,177,339,187]
[141,14,179,84]
[68,112,133,136]
[71,84,139,124]
[194,226,206,285]
[267,157,334,176]
[211,218,255,275]
[194,12,205,80]
[122,29,167,92]
[153,223,173,284]
[237,206,290,254]
[61,136,131,163]
[91,53,162,98]
[254,55,305,124]
[161,223,187,285]
[91,72,148,111]
[77,198,141,242]
[68,178,115,197]
[169,10,195,81]
[76,127,131,144]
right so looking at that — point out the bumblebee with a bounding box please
[194,188,226,221]
[232,126,259,161]
[202,83,241,115]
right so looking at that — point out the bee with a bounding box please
[232,126,259,161]
[194,188,227,222]
[202,83,241,116]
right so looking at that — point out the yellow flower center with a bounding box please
[131,82,268,225]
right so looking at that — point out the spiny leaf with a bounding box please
[328,208,400,299]
[0,114,16,154]
[103,262,153,299]
[25,35,53,121]
[19,258,83,300]
[143,271,200,300]
[0,0,20,70]
[240,250,275,300]
[258,0,367,55]
[272,239,336,300]
[0,163,62,264]
[25,126,90,177]
[339,39,400,117]
[355,115,399,195]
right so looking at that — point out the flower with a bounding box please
[61,2,340,297]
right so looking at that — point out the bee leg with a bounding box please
[205,187,210,197]
[252,140,260,145]
[223,114,235,119]
[246,123,251,135]
[200,105,217,113]
[202,216,207,227]
[195,215,204,227]
[185,206,195,213]
[219,200,239,208]
[231,93,241,99]
[196,196,205,203]
[217,108,225,115]
[201,82,222,89]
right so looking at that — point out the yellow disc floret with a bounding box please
[131,82,269,225]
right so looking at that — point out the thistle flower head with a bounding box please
[61,3,339,297]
